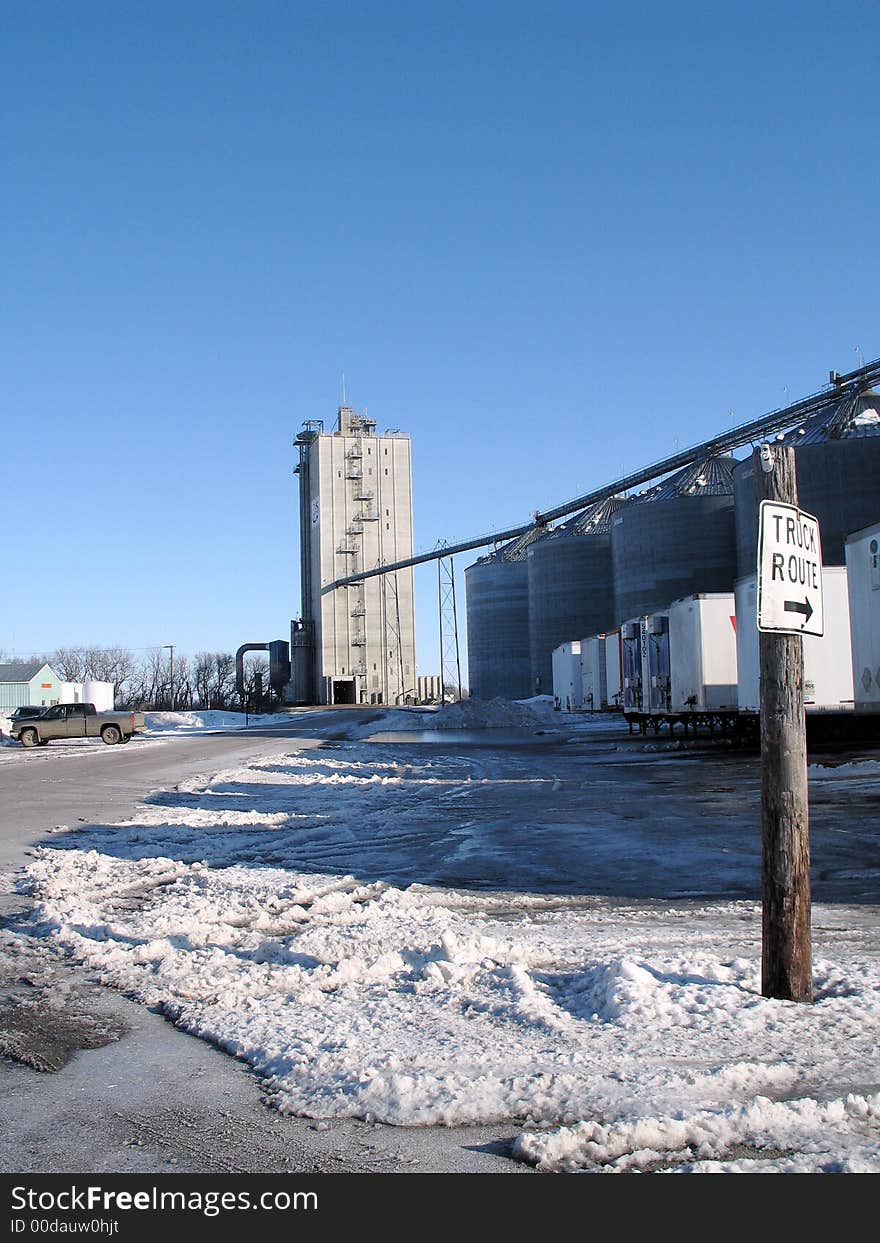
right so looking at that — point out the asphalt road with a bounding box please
[0,717,528,1175]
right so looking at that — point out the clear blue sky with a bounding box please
[2,1,877,673]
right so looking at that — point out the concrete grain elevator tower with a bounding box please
[292,406,416,705]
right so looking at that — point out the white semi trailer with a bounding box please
[551,641,584,711]
[668,594,738,713]
[845,522,880,712]
[735,567,854,712]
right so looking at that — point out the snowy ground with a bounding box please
[12,702,880,1173]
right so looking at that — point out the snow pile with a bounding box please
[809,759,880,778]
[515,1093,880,1173]
[420,697,560,731]
[18,741,880,1170]
[341,698,566,738]
[145,710,293,733]
[345,707,437,738]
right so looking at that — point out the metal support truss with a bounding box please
[438,550,462,702]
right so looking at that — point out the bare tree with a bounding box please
[172,653,193,710]
[212,653,236,710]
[135,648,171,709]
[194,652,213,709]
[51,647,88,682]
[16,643,252,713]
[241,656,271,713]
[84,646,137,704]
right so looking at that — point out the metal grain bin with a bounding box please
[734,388,880,577]
[527,497,622,697]
[611,456,737,624]
[465,527,545,700]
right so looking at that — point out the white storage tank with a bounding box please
[552,641,583,711]
[82,680,115,712]
[735,568,854,712]
[845,522,880,711]
[61,682,83,703]
[668,593,738,712]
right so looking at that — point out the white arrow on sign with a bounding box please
[757,501,824,636]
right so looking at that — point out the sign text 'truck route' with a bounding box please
[757,500,824,636]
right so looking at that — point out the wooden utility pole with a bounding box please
[753,445,812,1002]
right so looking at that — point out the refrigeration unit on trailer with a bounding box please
[845,521,880,712]
[621,616,669,711]
[735,567,854,712]
[552,641,583,712]
[643,612,671,712]
[621,620,644,711]
[668,593,738,712]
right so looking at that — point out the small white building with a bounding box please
[845,522,880,712]
[0,662,63,711]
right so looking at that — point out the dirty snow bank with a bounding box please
[809,759,880,777]
[145,710,294,733]
[24,842,880,1166]
[429,697,558,730]
[358,696,568,734]
[19,743,880,1171]
[515,1093,880,1173]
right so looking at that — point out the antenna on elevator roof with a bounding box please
[341,372,347,407]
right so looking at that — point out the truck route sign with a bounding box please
[757,501,824,636]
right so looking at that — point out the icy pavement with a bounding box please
[15,728,880,1173]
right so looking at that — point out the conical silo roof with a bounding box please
[733,388,880,572]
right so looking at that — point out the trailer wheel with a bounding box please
[101,724,122,745]
[20,728,39,749]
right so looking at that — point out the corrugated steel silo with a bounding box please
[465,527,545,700]
[527,497,623,697]
[611,456,737,623]
[734,388,880,576]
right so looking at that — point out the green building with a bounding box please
[0,662,63,711]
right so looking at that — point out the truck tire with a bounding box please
[119,733,132,744]
[20,728,39,749]
[101,724,122,745]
